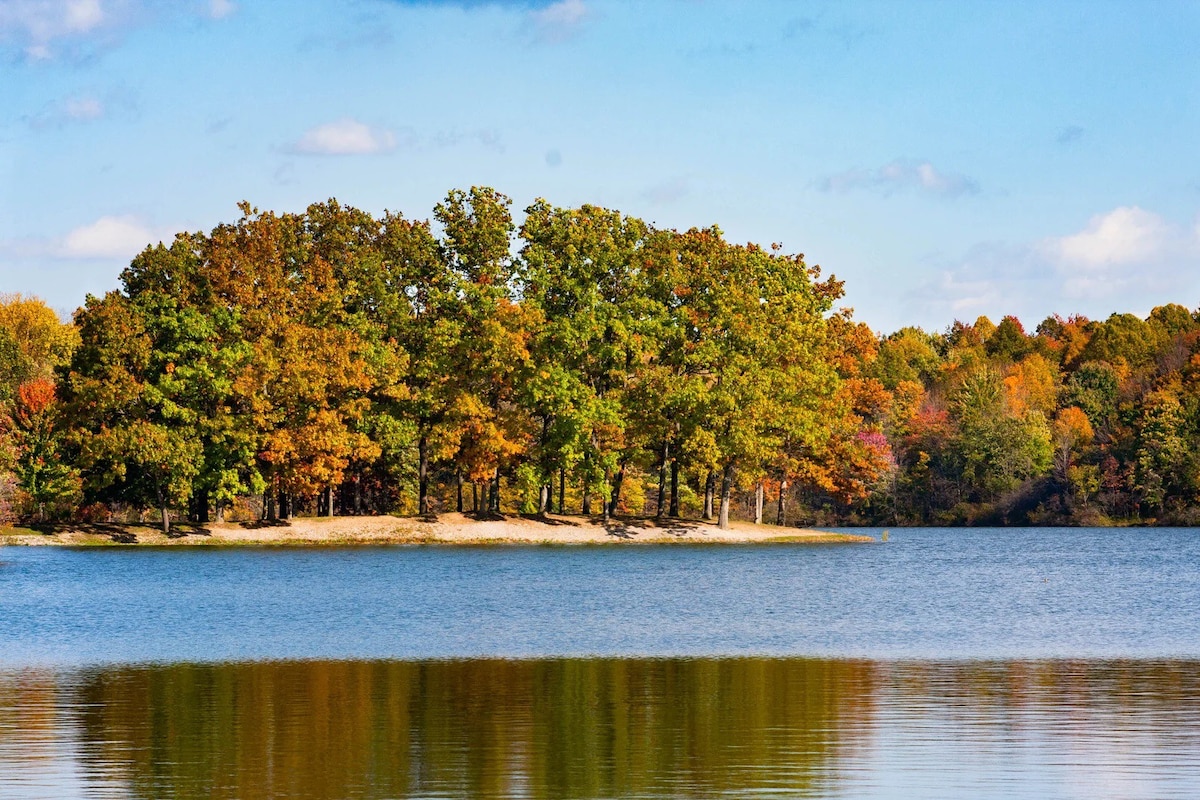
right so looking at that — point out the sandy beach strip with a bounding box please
[0,512,876,546]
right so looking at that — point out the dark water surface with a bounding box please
[2,528,1200,798]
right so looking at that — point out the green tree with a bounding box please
[120,235,262,521]
[11,378,80,519]
[1078,313,1159,369]
[950,367,1052,502]
[1133,389,1195,516]
[63,293,201,532]
[519,200,652,519]
[985,315,1032,361]
[870,326,942,389]
[671,230,840,528]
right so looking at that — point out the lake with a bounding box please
[2,527,1200,798]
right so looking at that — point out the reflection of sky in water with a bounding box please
[852,662,1200,799]
[1,659,1199,800]
[3,528,1200,667]
[0,672,118,800]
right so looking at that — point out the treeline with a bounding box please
[866,309,1200,525]
[1,188,1198,529]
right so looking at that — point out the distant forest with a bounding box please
[2,188,1198,531]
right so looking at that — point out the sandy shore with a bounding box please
[0,512,875,546]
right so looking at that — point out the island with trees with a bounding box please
[1,188,1198,544]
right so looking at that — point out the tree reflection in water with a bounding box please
[3,659,1200,799]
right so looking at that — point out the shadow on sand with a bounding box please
[24,521,215,543]
[237,519,293,530]
[599,515,699,540]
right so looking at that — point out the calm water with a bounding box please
[1,527,1199,798]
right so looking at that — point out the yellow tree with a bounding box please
[0,294,78,402]
[436,188,533,514]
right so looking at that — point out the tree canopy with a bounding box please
[2,192,1199,528]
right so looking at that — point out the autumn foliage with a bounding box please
[1,193,1199,529]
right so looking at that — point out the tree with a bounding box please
[950,367,1052,502]
[870,326,942,389]
[120,235,262,521]
[11,378,80,519]
[436,187,532,514]
[1003,353,1059,417]
[672,231,840,528]
[1079,313,1159,369]
[985,315,1032,361]
[1133,389,1195,516]
[63,292,201,533]
[205,203,380,519]
[0,294,78,402]
[1062,361,1120,436]
[519,200,651,520]
[1052,406,1094,507]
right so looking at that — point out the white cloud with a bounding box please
[1040,206,1200,300]
[907,207,1200,327]
[0,0,232,60]
[64,0,103,31]
[1046,206,1174,268]
[207,0,235,19]
[908,242,1043,325]
[0,0,112,58]
[60,216,155,259]
[63,95,105,120]
[820,158,979,198]
[529,0,589,44]
[27,92,109,127]
[0,214,173,267]
[291,118,397,156]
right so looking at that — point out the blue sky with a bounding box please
[2,0,1198,333]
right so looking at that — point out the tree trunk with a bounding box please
[265,490,276,521]
[582,482,591,516]
[456,474,464,513]
[546,479,554,515]
[161,504,170,535]
[558,467,565,514]
[353,478,362,516]
[326,485,335,517]
[669,460,680,518]
[656,440,670,518]
[491,468,501,514]
[608,461,626,518]
[539,484,550,515]
[602,471,611,523]
[776,479,789,526]
[718,463,735,529]
[418,433,430,515]
[192,489,210,523]
[472,482,479,514]
[215,502,225,523]
[754,481,764,524]
[703,471,715,520]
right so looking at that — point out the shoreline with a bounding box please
[0,512,875,547]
